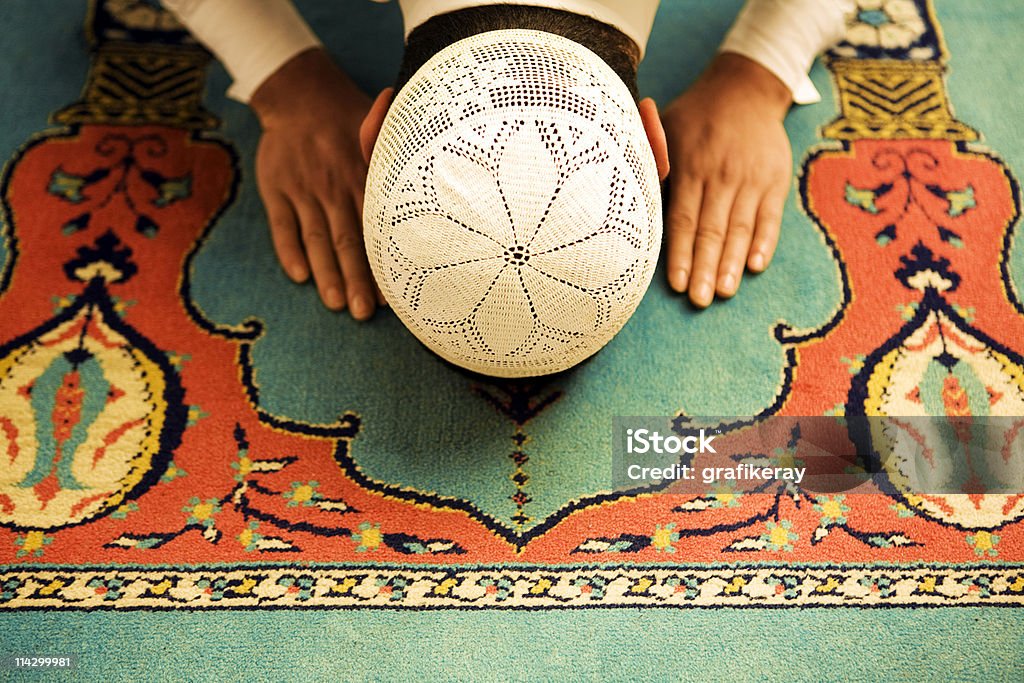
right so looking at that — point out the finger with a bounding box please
[689,179,737,308]
[259,188,310,283]
[716,188,760,298]
[360,88,394,165]
[351,167,366,218]
[748,182,788,272]
[665,172,703,293]
[639,98,670,181]
[348,184,387,307]
[327,197,376,321]
[295,197,346,311]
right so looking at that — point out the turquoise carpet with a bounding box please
[1,0,1023,680]
[2,608,1022,681]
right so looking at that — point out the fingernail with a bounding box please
[750,252,765,271]
[289,263,308,283]
[694,281,712,306]
[671,268,689,292]
[326,287,345,310]
[720,272,736,294]
[351,294,372,320]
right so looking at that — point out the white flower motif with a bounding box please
[386,119,646,360]
[845,0,927,50]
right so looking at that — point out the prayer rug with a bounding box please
[0,0,1021,679]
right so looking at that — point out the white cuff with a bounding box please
[719,0,855,105]
[162,0,322,102]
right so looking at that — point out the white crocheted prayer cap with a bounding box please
[364,29,662,377]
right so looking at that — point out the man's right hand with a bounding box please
[250,48,381,319]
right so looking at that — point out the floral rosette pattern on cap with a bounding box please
[363,30,662,377]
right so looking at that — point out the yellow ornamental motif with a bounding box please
[857,303,1024,529]
[235,456,253,478]
[190,502,215,522]
[819,499,845,519]
[359,526,382,550]
[712,485,737,507]
[20,531,48,555]
[769,525,792,548]
[970,531,995,553]
[775,449,798,471]
[331,578,359,595]
[823,61,979,141]
[291,484,314,504]
[0,292,180,530]
[651,526,675,550]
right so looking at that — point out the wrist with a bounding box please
[703,52,793,119]
[250,47,351,126]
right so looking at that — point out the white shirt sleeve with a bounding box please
[161,0,322,102]
[162,0,658,102]
[163,0,850,105]
[719,0,857,104]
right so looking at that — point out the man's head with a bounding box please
[360,8,668,378]
[360,5,668,174]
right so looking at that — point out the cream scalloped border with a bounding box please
[2,564,1022,609]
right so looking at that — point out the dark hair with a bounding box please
[394,4,641,100]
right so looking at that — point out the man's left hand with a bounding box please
[661,52,793,308]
